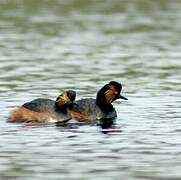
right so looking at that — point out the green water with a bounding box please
[0,0,181,179]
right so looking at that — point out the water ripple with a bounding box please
[0,0,181,179]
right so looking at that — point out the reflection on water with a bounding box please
[0,0,181,179]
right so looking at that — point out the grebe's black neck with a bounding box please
[96,98,114,113]
[54,104,68,114]
[96,85,114,113]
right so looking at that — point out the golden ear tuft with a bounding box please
[104,85,117,103]
[56,94,72,106]
[56,96,67,106]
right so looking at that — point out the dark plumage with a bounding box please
[8,90,76,123]
[70,81,127,122]
[23,99,55,113]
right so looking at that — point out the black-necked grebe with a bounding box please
[8,90,76,123]
[70,81,127,122]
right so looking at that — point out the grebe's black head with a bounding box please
[66,90,76,103]
[55,90,76,108]
[96,81,128,104]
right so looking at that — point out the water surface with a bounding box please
[0,0,181,179]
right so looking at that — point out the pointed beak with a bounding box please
[118,94,128,100]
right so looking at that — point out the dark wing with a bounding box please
[75,98,117,118]
[71,98,96,113]
[22,98,55,112]
[70,98,116,121]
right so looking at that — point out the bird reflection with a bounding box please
[97,118,123,134]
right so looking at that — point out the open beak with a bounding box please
[118,94,128,100]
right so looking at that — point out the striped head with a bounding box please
[55,90,76,107]
[96,81,128,104]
